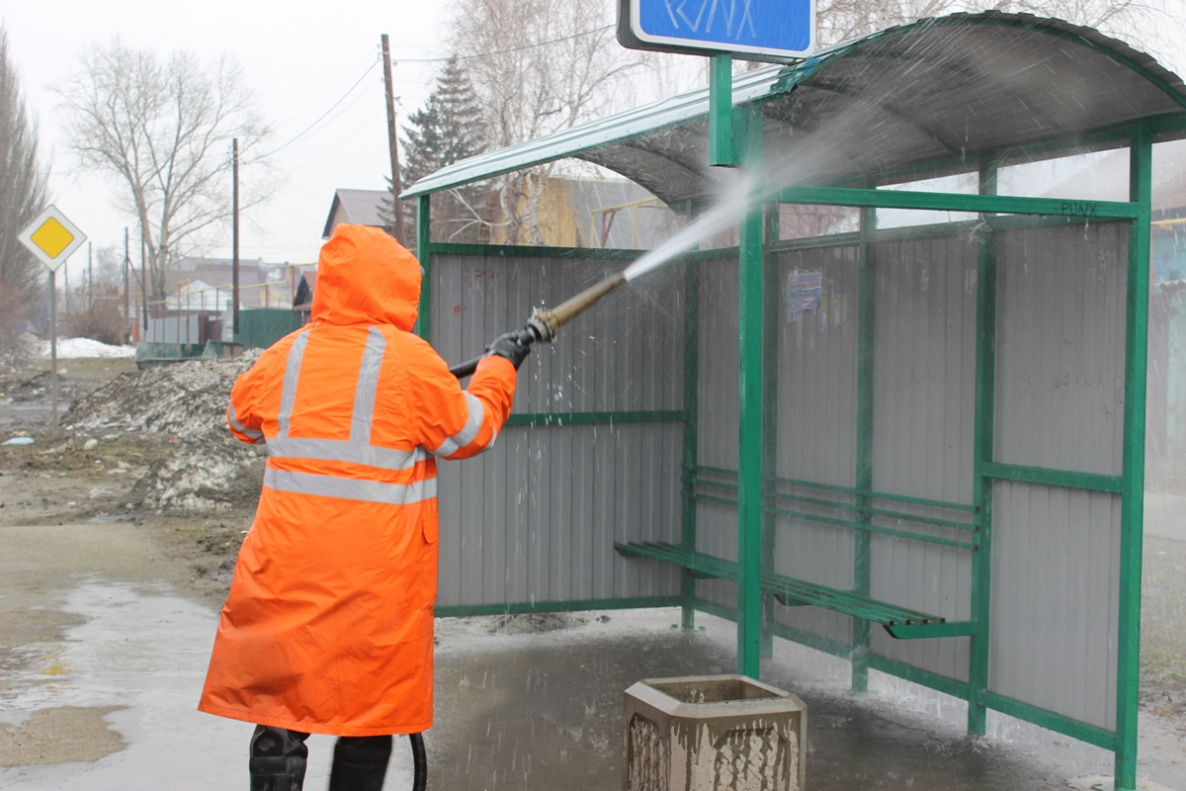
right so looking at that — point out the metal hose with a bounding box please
[410,732,426,791]
[447,271,627,379]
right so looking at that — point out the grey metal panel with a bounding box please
[867,234,978,679]
[146,315,201,343]
[989,482,1120,730]
[430,252,685,609]
[867,535,973,681]
[995,223,1129,476]
[769,245,860,645]
[693,258,741,613]
[431,252,685,413]
[987,222,1128,730]
[437,423,685,607]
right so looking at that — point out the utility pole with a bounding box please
[87,242,93,314]
[140,230,147,332]
[123,228,130,341]
[381,34,406,244]
[233,137,240,336]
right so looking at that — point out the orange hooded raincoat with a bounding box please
[198,224,517,736]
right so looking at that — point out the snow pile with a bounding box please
[64,351,266,512]
[34,337,138,358]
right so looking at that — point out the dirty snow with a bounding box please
[33,337,138,359]
[63,352,265,512]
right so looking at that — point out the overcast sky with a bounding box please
[5,1,1186,274]
[4,0,456,268]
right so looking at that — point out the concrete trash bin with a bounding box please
[624,674,807,791]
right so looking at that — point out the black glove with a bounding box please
[486,330,533,370]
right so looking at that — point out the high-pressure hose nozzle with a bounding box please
[525,271,627,343]
[449,271,628,379]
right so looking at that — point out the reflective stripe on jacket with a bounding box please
[198,225,516,736]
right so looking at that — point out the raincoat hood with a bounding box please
[312,224,421,330]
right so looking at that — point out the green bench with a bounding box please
[615,540,975,640]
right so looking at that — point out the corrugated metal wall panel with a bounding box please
[437,423,685,606]
[987,222,1128,729]
[995,223,1129,475]
[867,234,978,679]
[146,314,202,343]
[989,482,1120,730]
[773,246,861,492]
[431,253,685,609]
[769,245,860,645]
[695,258,741,613]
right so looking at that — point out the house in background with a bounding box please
[322,179,681,250]
[323,188,392,239]
[487,177,680,249]
[164,257,294,310]
[141,257,315,347]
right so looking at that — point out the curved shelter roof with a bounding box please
[404,12,1186,207]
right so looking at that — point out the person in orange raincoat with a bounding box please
[198,224,530,791]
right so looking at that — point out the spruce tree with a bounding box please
[384,55,488,244]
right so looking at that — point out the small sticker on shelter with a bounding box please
[787,271,822,321]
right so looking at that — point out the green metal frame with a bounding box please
[968,160,999,735]
[681,254,701,631]
[435,595,681,618]
[417,195,432,341]
[773,186,1140,219]
[736,103,765,678]
[761,201,781,660]
[709,54,736,167]
[852,205,877,693]
[1115,125,1152,791]
[505,410,681,427]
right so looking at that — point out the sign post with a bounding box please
[18,206,88,435]
[617,0,815,678]
[618,0,816,167]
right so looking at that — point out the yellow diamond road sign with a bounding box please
[18,205,87,272]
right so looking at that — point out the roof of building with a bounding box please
[322,189,390,238]
[404,12,1186,206]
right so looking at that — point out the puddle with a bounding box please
[0,579,414,790]
[2,581,1183,790]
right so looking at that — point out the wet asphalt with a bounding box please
[1,522,1184,791]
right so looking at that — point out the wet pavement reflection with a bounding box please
[3,580,1184,790]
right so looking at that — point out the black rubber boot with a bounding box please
[249,725,310,791]
[328,735,393,791]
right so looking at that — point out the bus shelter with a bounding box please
[402,13,1186,788]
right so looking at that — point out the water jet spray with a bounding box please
[447,173,753,379]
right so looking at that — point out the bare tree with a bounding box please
[53,39,271,306]
[449,0,645,244]
[0,25,50,359]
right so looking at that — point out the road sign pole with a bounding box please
[709,53,736,167]
[18,205,87,436]
[49,269,59,435]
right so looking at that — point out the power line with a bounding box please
[274,50,377,129]
[393,24,613,64]
[260,61,380,158]
[288,106,387,171]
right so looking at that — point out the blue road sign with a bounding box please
[620,0,816,59]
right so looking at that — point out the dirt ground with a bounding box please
[2,356,1186,786]
[0,356,257,612]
